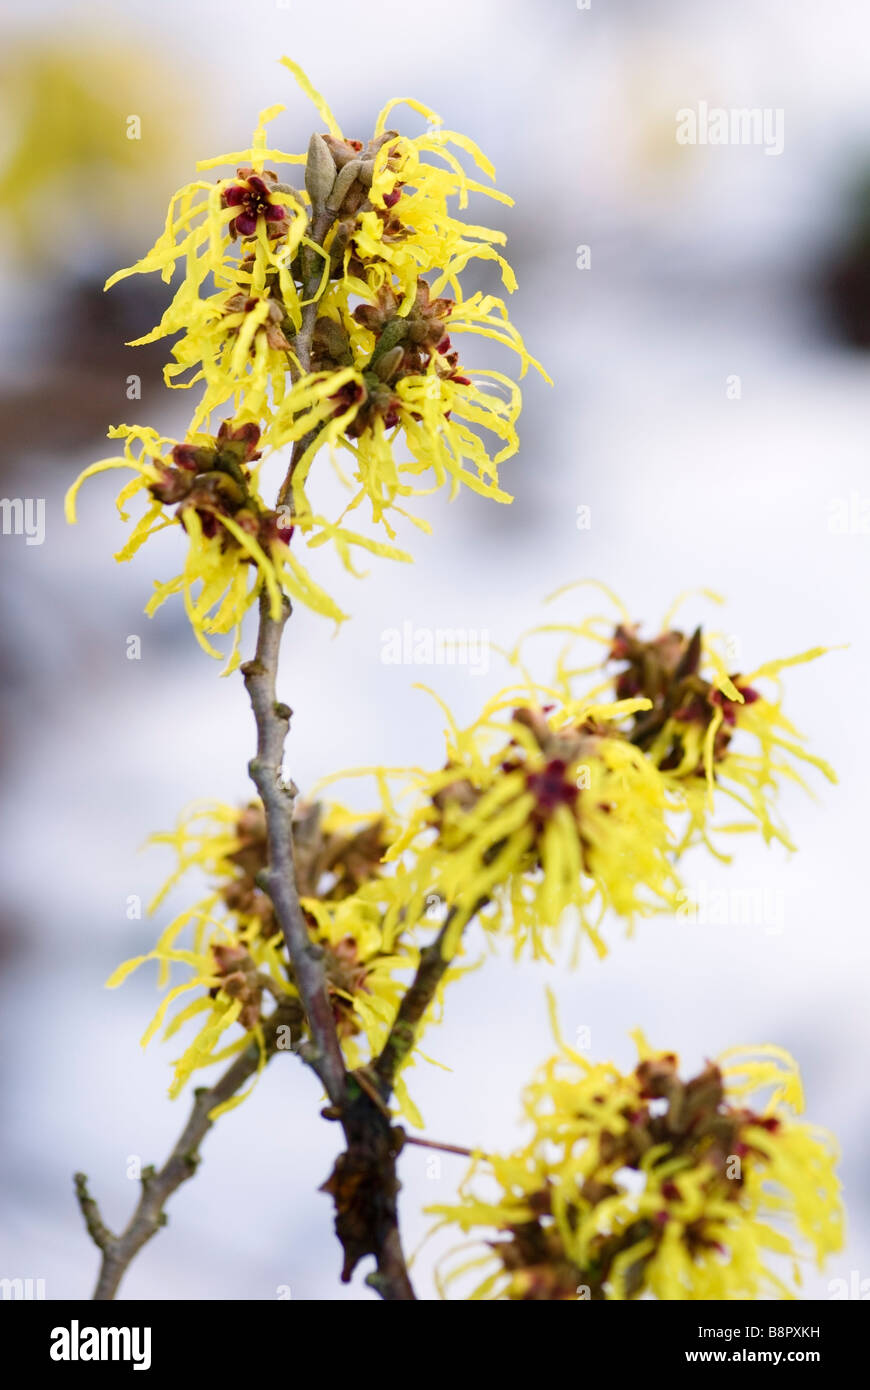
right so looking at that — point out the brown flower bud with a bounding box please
[149,465,195,505]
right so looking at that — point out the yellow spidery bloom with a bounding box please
[104,99,309,421]
[65,59,546,662]
[328,685,682,963]
[280,279,546,536]
[517,584,837,856]
[253,75,549,529]
[429,1016,843,1301]
[64,423,360,674]
[108,799,436,1120]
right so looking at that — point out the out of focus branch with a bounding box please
[75,996,302,1300]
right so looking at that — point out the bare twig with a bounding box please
[375,904,486,1097]
[242,595,347,1107]
[76,997,302,1300]
[244,588,416,1300]
[402,1135,479,1159]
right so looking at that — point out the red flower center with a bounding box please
[526,759,578,816]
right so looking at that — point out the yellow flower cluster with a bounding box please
[343,685,682,963]
[110,798,440,1121]
[429,1018,843,1300]
[65,59,546,667]
[516,583,837,859]
[110,586,835,1149]
[318,589,833,965]
[65,423,351,671]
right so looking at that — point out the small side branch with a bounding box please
[375,926,455,1095]
[402,1135,477,1159]
[76,998,301,1300]
[375,905,484,1097]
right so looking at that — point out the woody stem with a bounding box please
[244,194,416,1296]
[277,206,336,511]
[374,903,486,1097]
[244,573,416,1301]
[75,997,302,1300]
[242,591,348,1106]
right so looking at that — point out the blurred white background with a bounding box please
[1,0,868,1300]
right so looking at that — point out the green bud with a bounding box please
[305,133,337,210]
[373,344,404,382]
[326,158,362,213]
[369,317,408,369]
